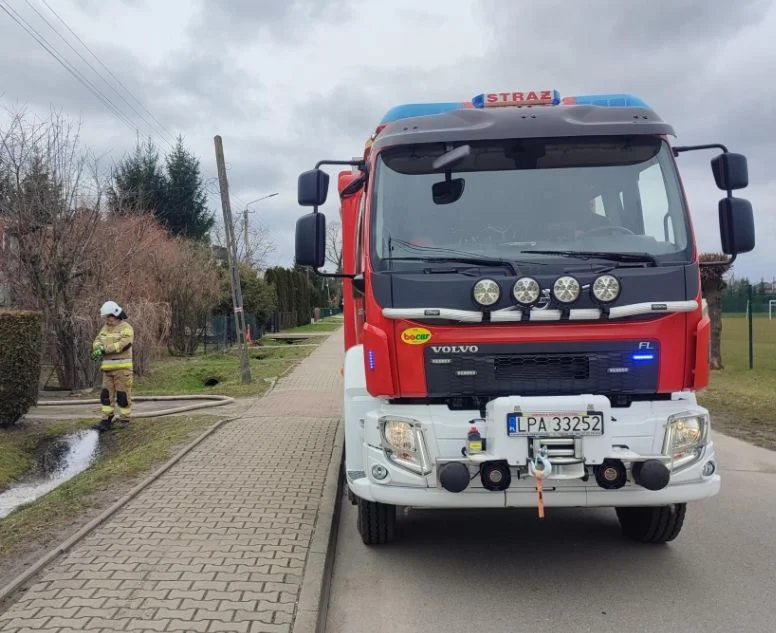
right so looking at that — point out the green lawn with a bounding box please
[697,315,776,450]
[283,318,343,334]
[133,343,319,398]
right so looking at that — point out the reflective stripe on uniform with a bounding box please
[101,359,133,370]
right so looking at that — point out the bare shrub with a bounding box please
[1,107,222,389]
[156,239,220,356]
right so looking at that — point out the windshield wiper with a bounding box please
[520,250,658,266]
[386,256,519,275]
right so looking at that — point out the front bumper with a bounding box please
[347,393,720,509]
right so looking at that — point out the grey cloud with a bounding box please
[188,0,357,49]
[476,0,775,139]
[482,0,770,51]
[151,53,260,132]
[70,0,146,15]
[0,11,176,145]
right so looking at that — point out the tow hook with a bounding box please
[528,453,552,479]
[528,450,551,519]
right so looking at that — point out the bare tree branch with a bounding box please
[326,221,342,272]
[210,214,277,270]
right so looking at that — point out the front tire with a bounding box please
[357,498,396,545]
[615,503,687,544]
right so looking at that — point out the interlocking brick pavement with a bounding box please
[0,329,344,633]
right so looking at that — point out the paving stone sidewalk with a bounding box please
[0,329,344,633]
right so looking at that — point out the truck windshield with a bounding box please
[370,136,692,268]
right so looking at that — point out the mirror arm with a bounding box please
[314,159,364,170]
[672,143,729,156]
[310,268,356,280]
[673,143,735,199]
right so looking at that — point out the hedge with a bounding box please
[265,267,328,328]
[0,309,43,428]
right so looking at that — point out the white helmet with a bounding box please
[100,300,122,318]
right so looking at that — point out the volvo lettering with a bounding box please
[431,345,479,354]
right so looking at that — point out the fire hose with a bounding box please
[34,394,236,418]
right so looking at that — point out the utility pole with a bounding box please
[213,135,251,384]
[242,193,278,263]
[243,208,249,263]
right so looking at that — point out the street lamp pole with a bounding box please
[243,192,278,263]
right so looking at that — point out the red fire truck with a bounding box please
[294,90,755,545]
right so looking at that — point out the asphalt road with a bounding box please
[325,432,776,633]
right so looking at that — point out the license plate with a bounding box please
[507,412,605,436]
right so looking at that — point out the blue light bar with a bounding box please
[632,353,655,361]
[379,102,467,124]
[368,350,376,371]
[562,93,649,108]
[377,91,650,126]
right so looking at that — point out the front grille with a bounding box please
[494,354,589,381]
[423,342,659,398]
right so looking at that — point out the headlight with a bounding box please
[380,417,430,474]
[590,274,621,304]
[552,275,580,304]
[472,278,501,307]
[512,277,541,305]
[663,413,709,470]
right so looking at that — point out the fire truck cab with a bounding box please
[294,90,755,545]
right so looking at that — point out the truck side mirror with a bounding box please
[295,212,327,268]
[298,169,330,206]
[711,152,748,190]
[719,197,755,255]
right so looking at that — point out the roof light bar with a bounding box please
[376,91,650,126]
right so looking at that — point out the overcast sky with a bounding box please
[1,0,774,281]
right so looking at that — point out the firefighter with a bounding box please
[90,300,134,432]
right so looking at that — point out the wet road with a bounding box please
[325,432,776,633]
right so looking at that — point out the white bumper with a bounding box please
[345,393,720,509]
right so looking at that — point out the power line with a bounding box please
[0,0,139,135]
[37,0,176,145]
[23,0,174,148]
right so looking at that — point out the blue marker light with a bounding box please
[562,93,649,108]
[368,350,376,371]
[632,353,655,361]
[379,102,467,124]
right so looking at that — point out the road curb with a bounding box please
[292,418,345,633]
[0,414,238,607]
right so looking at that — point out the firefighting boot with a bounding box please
[114,417,130,429]
[92,415,114,432]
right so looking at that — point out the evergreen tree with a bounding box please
[108,136,166,215]
[162,135,214,242]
